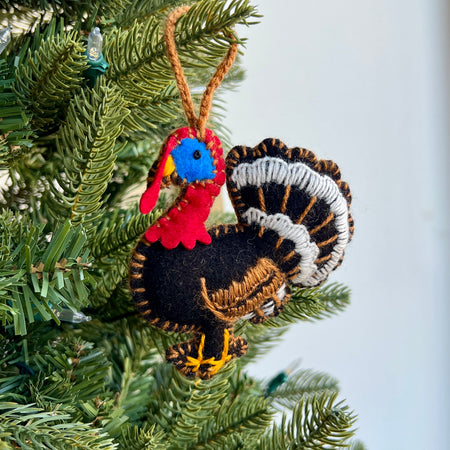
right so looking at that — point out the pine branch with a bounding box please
[194,395,273,449]
[13,25,88,133]
[148,363,234,448]
[114,357,155,423]
[105,0,258,82]
[108,0,191,29]
[76,316,162,397]
[104,16,182,136]
[349,441,368,450]
[0,401,117,450]
[0,214,92,335]
[267,283,352,327]
[42,79,128,228]
[118,423,166,450]
[88,207,159,308]
[0,1,95,17]
[29,337,110,407]
[1,323,132,436]
[0,61,33,168]
[267,369,340,411]
[102,139,159,208]
[0,318,165,441]
[259,391,356,449]
[89,259,129,309]
[91,207,159,260]
[316,283,352,318]
[235,321,288,364]
[234,284,350,365]
[206,211,237,228]
[104,0,259,136]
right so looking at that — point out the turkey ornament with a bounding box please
[129,7,354,380]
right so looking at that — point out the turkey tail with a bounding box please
[225,138,354,288]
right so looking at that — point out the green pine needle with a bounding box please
[234,283,351,364]
[194,395,273,449]
[259,391,357,449]
[0,401,117,450]
[14,27,87,133]
[43,79,128,228]
[147,362,234,448]
[0,214,92,335]
[91,207,160,260]
[267,369,340,410]
[267,283,352,327]
[104,0,259,136]
[118,423,166,450]
[0,61,33,168]
[88,207,159,308]
[349,441,368,450]
[108,0,191,29]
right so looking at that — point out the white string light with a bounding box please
[0,25,12,54]
[57,308,92,323]
[87,27,102,61]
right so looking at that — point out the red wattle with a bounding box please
[142,127,225,250]
[139,184,160,214]
[139,140,174,214]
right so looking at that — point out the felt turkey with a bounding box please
[129,127,354,379]
[129,6,353,379]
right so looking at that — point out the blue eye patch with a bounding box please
[171,138,215,183]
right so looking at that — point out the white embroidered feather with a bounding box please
[231,156,350,287]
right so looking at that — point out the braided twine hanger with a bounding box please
[165,6,239,141]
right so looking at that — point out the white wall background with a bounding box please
[221,1,449,449]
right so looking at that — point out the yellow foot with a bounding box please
[207,329,232,375]
[185,329,232,375]
[185,333,208,372]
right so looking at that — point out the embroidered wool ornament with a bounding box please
[129,7,354,380]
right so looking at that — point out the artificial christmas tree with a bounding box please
[0,1,364,448]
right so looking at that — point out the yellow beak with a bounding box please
[162,154,175,177]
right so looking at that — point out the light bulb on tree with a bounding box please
[0,25,12,54]
[57,308,92,324]
[87,26,102,61]
[84,26,109,87]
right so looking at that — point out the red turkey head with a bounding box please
[140,127,225,214]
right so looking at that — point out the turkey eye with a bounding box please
[193,150,202,160]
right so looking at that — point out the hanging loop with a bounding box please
[164,6,238,140]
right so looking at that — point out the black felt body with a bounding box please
[131,225,297,357]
